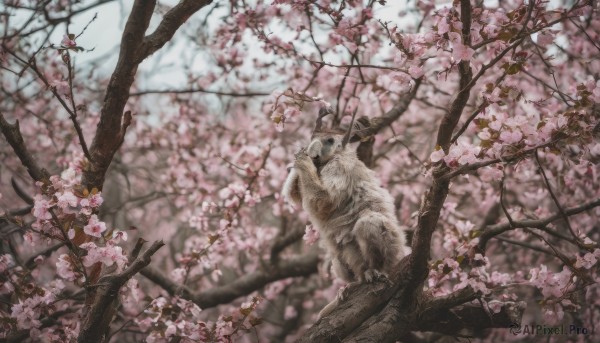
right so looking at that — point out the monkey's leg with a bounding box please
[352,212,394,283]
[331,257,361,301]
[331,257,354,282]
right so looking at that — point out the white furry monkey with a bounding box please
[282,109,409,318]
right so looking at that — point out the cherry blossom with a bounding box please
[60,34,77,48]
[303,225,319,245]
[83,214,107,237]
[1,0,599,341]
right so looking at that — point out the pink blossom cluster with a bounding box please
[303,225,319,245]
[137,296,262,342]
[1,0,599,341]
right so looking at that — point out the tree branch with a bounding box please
[140,265,196,299]
[352,78,421,139]
[477,198,600,252]
[442,137,566,181]
[139,0,213,60]
[534,151,579,241]
[270,225,305,263]
[0,112,49,182]
[436,1,472,152]
[82,0,213,191]
[416,301,526,336]
[129,87,269,97]
[82,0,156,190]
[298,260,411,343]
[11,177,34,204]
[78,240,164,343]
[141,253,319,309]
[410,0,474,286]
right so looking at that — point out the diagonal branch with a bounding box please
[298,259,411,343]
[82,0,213,191]
[442,137,568,181]
[477,198,600,251]
[78,240,164,343]
[421,287,479,315]
[351,78,422,139]
[0,46,92,160]
[139,0,213,60]
[141,253,318,309]
[129,87,269,97]
[534,151,579,241]
[0,112,49,182]
[82,0,156,190]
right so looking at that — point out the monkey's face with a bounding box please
[306,133,344,168]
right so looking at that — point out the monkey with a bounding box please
[282,122,409,318]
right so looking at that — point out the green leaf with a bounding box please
[240,307,253,316]
[497,30,514,42]
[470,230,482,239]
[506,63,522,75]
[249,316,263,326]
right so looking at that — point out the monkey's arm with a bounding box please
[294,152,335,219]
[282,168,303,206]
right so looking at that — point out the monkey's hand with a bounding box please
[293,148,306,161]
[294,149,317,174]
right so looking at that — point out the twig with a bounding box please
[534,150,580,242]
[477,198,600,251]
[129,88,269,97]
[65,52,92,160]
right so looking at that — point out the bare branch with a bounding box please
[494,236,555,256]
[139,265,195,299]
[65,52,92,160]
[141,253,319,309]
[0,46,92,160]
[416,301,526,336]
[534,151,579,241]
[139,0,213,60]
[11,177,33,205]
[129,87,269,97]
[270,225,305,263]
[0,112,49,182]
[351,79,421,139]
